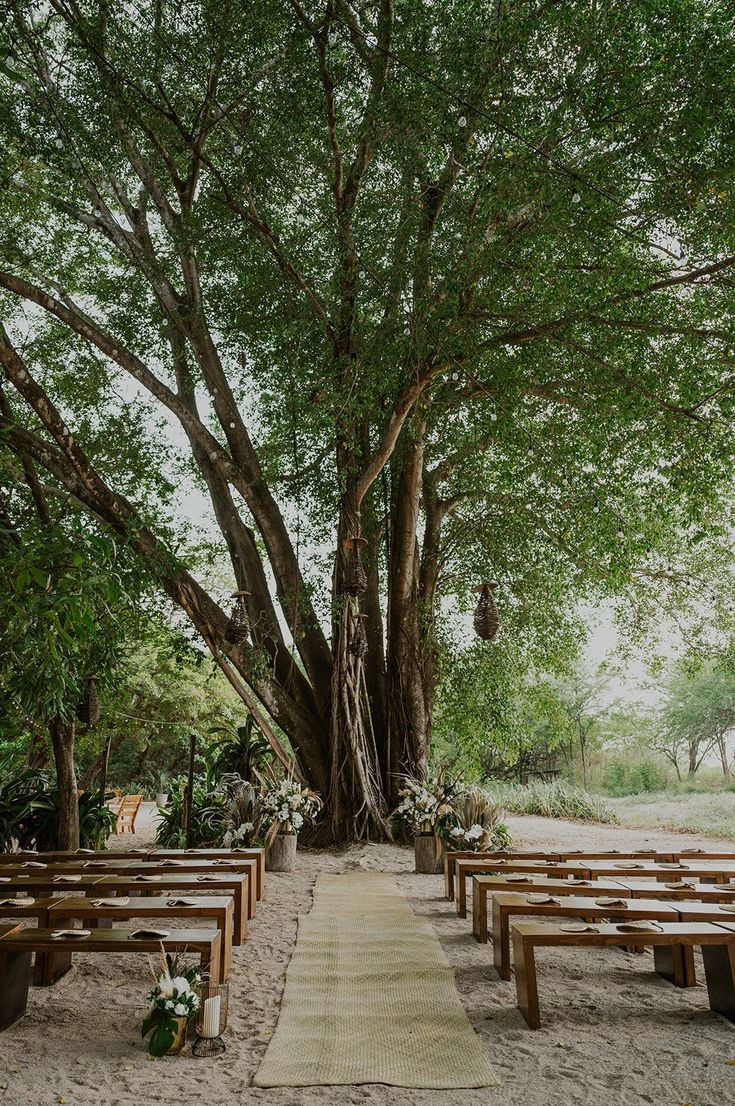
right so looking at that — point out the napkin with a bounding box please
[54,874,82,883]
[197,875,221,882]
[50,929,91,939]
[560,923,598,933]
[613,862,644,869]
[616,920,663,933]
[129,928,170,940]
[507,875,533,883]
[594,897,628,907]
[134,875,161,882]
[0,897,32,906]
[167,898,199,907]
[526,894,560,905]
[665,881,696,890]
[22,861,46,869]
[91,898,130,907]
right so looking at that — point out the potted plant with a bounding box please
[142,949,201,1056]
[391,768,463,873]
[154,770,171,810]
[259,766,322,872]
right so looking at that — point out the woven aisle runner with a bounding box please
[253,871,498,1088]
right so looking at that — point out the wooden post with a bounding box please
[99,734,112,803]
[184,732,196,849]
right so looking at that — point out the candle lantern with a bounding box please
[349,613,369,659]
[342,535,368,596]
[224,590,251,645]
[192,980,229,1057]
[77,675,101,727]
[472,581,501,641]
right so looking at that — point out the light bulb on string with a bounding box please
[328,28,338,46]
[366,32,377,47]
[572,189,581,204]
[458,114,467,128]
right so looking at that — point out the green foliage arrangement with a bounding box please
[142,950,201,1057]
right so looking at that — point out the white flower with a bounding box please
[157,973,174,998]
[450,826,464,838]
[222,830,233,847]
[165,999,175,1010]
[466,824,483,840]
[171,976,190,995]
[242,822,254,833]
[291,812,304,830]
[173,1003,188,1017]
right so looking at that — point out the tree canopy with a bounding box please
[2,1,735,837]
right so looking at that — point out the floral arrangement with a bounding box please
[391,767,464,837]
[221,779,263,848]
[258,766,322,845]
[448,786,511,851]
[142,949,201,1057]
[222,821,255,848]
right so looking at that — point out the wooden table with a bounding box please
[48,895,234,981]
[491,892,678,981]
[454,859,590,918]
[94,872,249,944]
[511,921,735,1029]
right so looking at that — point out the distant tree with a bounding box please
[657,658,735,778]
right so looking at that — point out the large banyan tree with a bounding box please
[2,1,735,839]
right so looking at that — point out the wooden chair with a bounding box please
[511,920,735,1029]
[115,794,143,834]
[0,927,221,1031]
[490,892,678,981]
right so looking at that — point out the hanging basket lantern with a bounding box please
[224,590,251,645]
[472,581,501,641]
[77,675,101,727]
[342,536,368,597]
[349,613,369,659]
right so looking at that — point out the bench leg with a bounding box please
[654,944,695,987]
[473,885,488,943]
[493,900,511,981]
[444,857,453,901]
[0,949,31,1030]
[34,948,73,986]
[457,871,467,918]
[233,886,247,945]
[513,932,541,1029]
[703,943,735,1021]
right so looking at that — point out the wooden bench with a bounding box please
[444,851,558,901]
[153,848,266,900]
[0,858,257,920]
[115,794,143,834]
[48,895,234,982]
[471,874,735,942]
[94,872,250,944]
[0,927,221,1032]
[511,921,735,1029]
[454,858,591,918]
[490,892,679,980]
[583,859,735,884]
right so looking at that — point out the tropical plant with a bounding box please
[207,718,271,783]
[154,775,229,849]
[142,948,201,1057]
[448,786,511,852]
[220,779,264,848]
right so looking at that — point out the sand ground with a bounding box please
[2,811,734,1106]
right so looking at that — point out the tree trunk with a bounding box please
[78,731,126,790]
[687,740,700,776]
[49,716,80,849]
[26,729,49,770]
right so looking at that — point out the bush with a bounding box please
[0,762,116,850]
[154,774,229,848]
[486,779,618,823]
[603,758,670,796]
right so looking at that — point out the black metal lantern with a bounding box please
[349,613,369,659]
[472,581,501,641]
[77,675,101,727]
[343,536,368,597]
[224,590,251,645]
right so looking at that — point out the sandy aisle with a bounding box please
[2,814,734,1106]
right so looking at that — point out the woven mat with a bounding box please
[253,872,498,1088]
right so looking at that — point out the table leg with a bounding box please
[513,931,540,1028]
[457,870,467,918]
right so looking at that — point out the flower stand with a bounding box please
[266,832,298,872]
[414,833,443,874]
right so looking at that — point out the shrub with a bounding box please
[0,763,116,850]
[603,758,669,796]
[486,779,618,823]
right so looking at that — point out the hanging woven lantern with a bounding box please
[224,590,251,645]
[472,582,501,641]
[342,536,368,597]
[77,675,101,727]
[349,613,369,659]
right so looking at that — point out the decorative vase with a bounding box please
[167,1015,189,1055]
[266,832,298,872]
[414,833,443,874]
[155,793,169,809]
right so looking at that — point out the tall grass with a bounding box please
[486,780,618,824]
